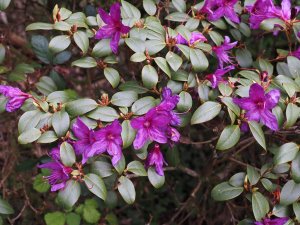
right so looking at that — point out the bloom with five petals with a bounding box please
[212,36,237,68]
[145,144,167,176]
[95,3,130,54]
[206,65,235,88]
[233,83,280,131]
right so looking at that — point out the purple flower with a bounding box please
[199,0,240,24]
[72,118,105,164]
[95,3,130,54]
[0,85,31,112]
[131,108,170,149]
[206,65,235,88]
[254,217,289,225]
[38,148,72,192]
[145,144,167,176]
[176,32,207,46]
[131,88,180,149]
[290,47,300,60]
[247,0,299,30]
[94,120,123,166]
[233,83,280,131]
[212,36,237,68]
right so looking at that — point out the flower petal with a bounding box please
[110,32,120,54]
[133,129,148,150]
[260,110,279,131]
[110,2,121,22]
[265,89,280,109]
[98,7,113,24]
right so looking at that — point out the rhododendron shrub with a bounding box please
[1,0,300,224]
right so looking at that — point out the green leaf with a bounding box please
[74,31,89,55]
[53,21,71,31]
[121,0,141,20]
[189,48,208,72]
[191,101,221,124]
[247,165,260,185]
[166,51,182,72]
[145,40,166,55]
[92,39,112,57]
[280,180,300,206]
[49,35,71,53]
[125,38,145,53]
[44,212,65,225]
[33,174,50,193]
[37,131,58,144]
[229,172,246,187]
[285,103,300,128]
[274,142,299,165]
[91,160,114,178]
[118,176,136,204]
[60,142,76,167]
[216,125,241,150]
[260,18,286,32]
[165,12,190,22]
[87,106,119,122]
[208,30,224,45]
[71,57,97,68]
[58,180,81,208]
[0,0,10,10]
[142,65,158,89]
[0,198,14,214]
[293,202,300,222]
[53,51,71,65]
[103,67,120,88]
[248,121,266,150]
[121,120,136,148]
[172,0,186,12]
[111,91,138,107]
[127,161,147,176]
[252,192,269,221]
[292,152,300,183]
[66,98,98,117]
[154,57,171,78]
[258,58,273,75]
[236,48,253,67]
[47,90,77,104]
[130,52,146,62]
[18,128,42,144]
[177,91,192,112]
[132,96,156,115]
[52,111,70,137]
[211,182,243,201]
[221,97,240,116]
[287,56,300,78]
[83,205,101,224]
[66,213,81,225]
[84,173,107,201]
[0,44,5,64]
[143,0,156,15]
[119,81,148,94]
[26,22,53,31]
[18,110,43,133]
[36,76,58,95]
[114,154,126,175]
[31,35,51,64]
[148,167,165,188]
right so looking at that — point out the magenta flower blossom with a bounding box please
[206,65,235,88]
[199,0,240,24]
[254,217,289,225]
[131,88,180,149]
[145,144,167,176]
[212,36,237,68]
[290,47,300,60]
[233,83,280,131]
[93,120,123,166]
[38,148,72,192]
[95,3,130,54]
[0,85,31,112]
[247,0,300,30]
[176,32,207,46]
[72,118,104,164]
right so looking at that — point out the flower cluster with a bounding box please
[131,87,180,150]
[72,118,123,166]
